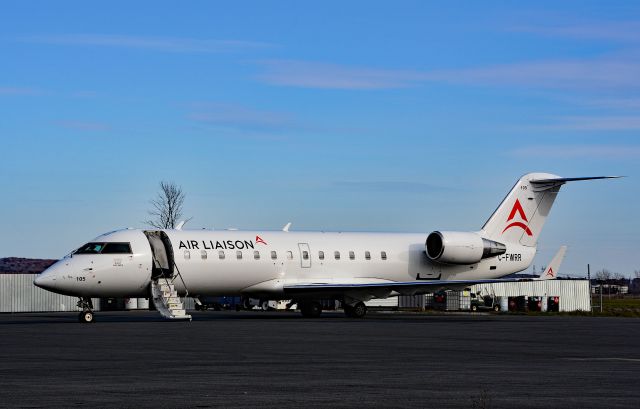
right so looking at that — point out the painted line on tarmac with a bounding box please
[564,357,640,362]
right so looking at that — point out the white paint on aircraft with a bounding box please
[33,173,619,321]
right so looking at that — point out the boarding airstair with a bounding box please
[151,276,191,321]
[145,231,192,321]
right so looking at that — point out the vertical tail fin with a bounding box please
[481,173,562,247]
[539,246,567,280]
[481,174,620,247]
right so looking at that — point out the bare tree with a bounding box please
[595,269,611,281]
[146,181,186,229]
[596,269,613,298]
[613,272,626,282]
[634,270,640,279]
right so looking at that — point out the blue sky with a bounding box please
[1,1,638,276]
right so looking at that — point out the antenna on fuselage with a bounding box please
[175,217,194,230]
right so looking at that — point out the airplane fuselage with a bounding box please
[40,228,535,299]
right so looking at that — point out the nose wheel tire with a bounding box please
[76,297,95,323]
[79,311,94,323]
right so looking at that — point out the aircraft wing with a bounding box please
[283,276,538,297]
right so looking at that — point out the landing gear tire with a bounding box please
[261,301,269,311]
[79,311,94,323]
[299,301,322,318]
[344,302,367,318]
[77,297,94,323]
[471,305,478,312]
[242,297,252,310]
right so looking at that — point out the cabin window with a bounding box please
[365,251,371,260]
[101,242,133,254]
[201,250,207,260]
[318,251,325,260]
[236,250,243,260]
[218,250,225,260]
[381,251,387,260]
[334,251,341,260]
[184,250,190,260]
[271,251,277,260]
[287,251,293,260]
[302,251,309,260]
[254,250,260,260]
[349,251,355,260]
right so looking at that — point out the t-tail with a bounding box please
[481,173,621,247]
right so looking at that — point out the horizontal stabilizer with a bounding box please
[529,176,622,192]
[530,176,622,184]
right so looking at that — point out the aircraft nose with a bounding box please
[34,271,57,291]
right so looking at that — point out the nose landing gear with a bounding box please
[77,297,95,323]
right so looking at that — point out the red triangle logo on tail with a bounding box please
[507,199,528,222]
[502,199,533,236]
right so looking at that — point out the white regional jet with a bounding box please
[34,173,617,323]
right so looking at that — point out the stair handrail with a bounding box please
[171,260,189,299]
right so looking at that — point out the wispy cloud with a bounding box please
[55,120,111,132]
[542,116,640,131]
[257,57,640,90]
[0,86,41,96]
[511,21,640,43]
[423,59,640,90]
[333,181,453,194]
[511,144,640,159]
[559,96,640,111]
[22,34,273,53]
[257,60,426,89]
[187,102,291,129]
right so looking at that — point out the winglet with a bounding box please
[176,220,186,230]
[282,222,292,232]
[539,246,567,280]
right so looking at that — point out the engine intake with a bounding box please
[425,231,506,265]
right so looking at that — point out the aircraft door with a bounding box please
[298,243,311,268]
[144,231,174,279]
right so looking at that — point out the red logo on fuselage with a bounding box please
[502,199,533,236]
[256,235,268,245]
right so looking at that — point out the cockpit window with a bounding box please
[74,243,105,254]
[74,242,132,255]
[102,242,132,254]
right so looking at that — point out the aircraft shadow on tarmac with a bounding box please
[0,310,506,325]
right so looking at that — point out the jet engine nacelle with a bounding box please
[425,231,506,265]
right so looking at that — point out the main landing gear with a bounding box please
[298,301,323,318]
[77,297,95,323]
[344,302,367,318]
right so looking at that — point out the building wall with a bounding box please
[2,273,591,313]
[471,280,591,312]
[0,273,101,313]
[366,280,591,312]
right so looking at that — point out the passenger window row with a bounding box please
[188,249,389,261]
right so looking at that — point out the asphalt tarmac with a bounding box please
[0,310,638,408]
